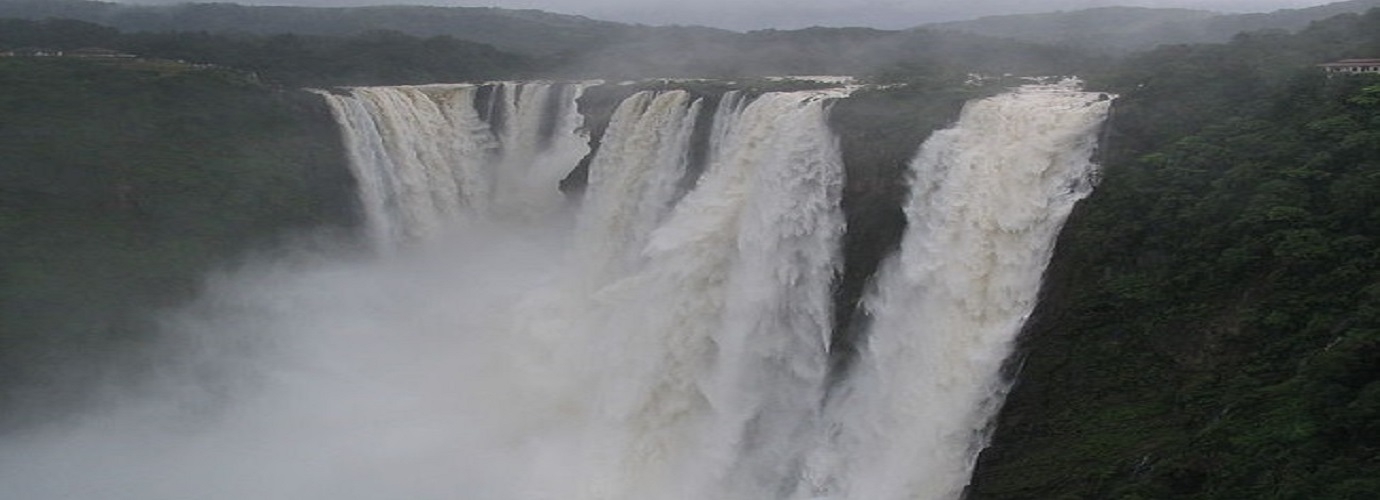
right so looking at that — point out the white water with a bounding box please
[316,83,591,247]
[568,91,846,500]
[575,90,703,286]
[813,82,1112,500]
[0,82,1109,500]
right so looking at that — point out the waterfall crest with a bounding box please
[575,90,704,287]
[317,82,591,247]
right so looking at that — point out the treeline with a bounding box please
[0,18,534,86]
[970,8,1380,499]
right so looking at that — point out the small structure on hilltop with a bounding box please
[0,47,139,59]
[66,47,137,59]
[7,48,64,57]
[1319,58,1380,75]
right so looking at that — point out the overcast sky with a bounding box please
[122,0,1342,30]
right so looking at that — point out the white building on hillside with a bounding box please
[1320,59,1380,74]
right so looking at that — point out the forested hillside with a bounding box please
[969,8,1380,498]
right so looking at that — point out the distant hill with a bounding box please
[926,0,1380,53]
[0,0,684,55]
[554,26,1099,80]
[1205,0,1380,37]
[0,0,1104,81]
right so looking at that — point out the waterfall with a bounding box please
[574,90,704,287]
[316,82,591,248]
[814,81,1112,500]
[0,81,1110,500]
[572,90,847,499]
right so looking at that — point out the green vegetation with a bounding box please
[0,58,356,424]
[969,8,1380,499]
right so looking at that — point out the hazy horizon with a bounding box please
[115,0,1345,30]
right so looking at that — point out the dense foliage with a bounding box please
[0,58,356,424]
[970,9,1380,499]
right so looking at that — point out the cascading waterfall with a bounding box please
[0,80,1110,500]
[317,80,1109,500]
[814,82,1112,500]
[317,84,852,499]
[571,90,848,500]
[488,83,592,218]
[574,90,704,287]
[316,82,591,247]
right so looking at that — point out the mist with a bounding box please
[0,221,582,499]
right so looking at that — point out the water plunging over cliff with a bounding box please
[0,81,1109,500]
[317,80,1110,499]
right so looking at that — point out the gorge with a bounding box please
[0,79,1111,499]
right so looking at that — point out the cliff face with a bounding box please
[828,82,984,369]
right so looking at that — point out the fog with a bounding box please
[119,0,1340,30]
[0,223,583,499]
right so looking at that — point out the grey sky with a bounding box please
[122,0,1341,30]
